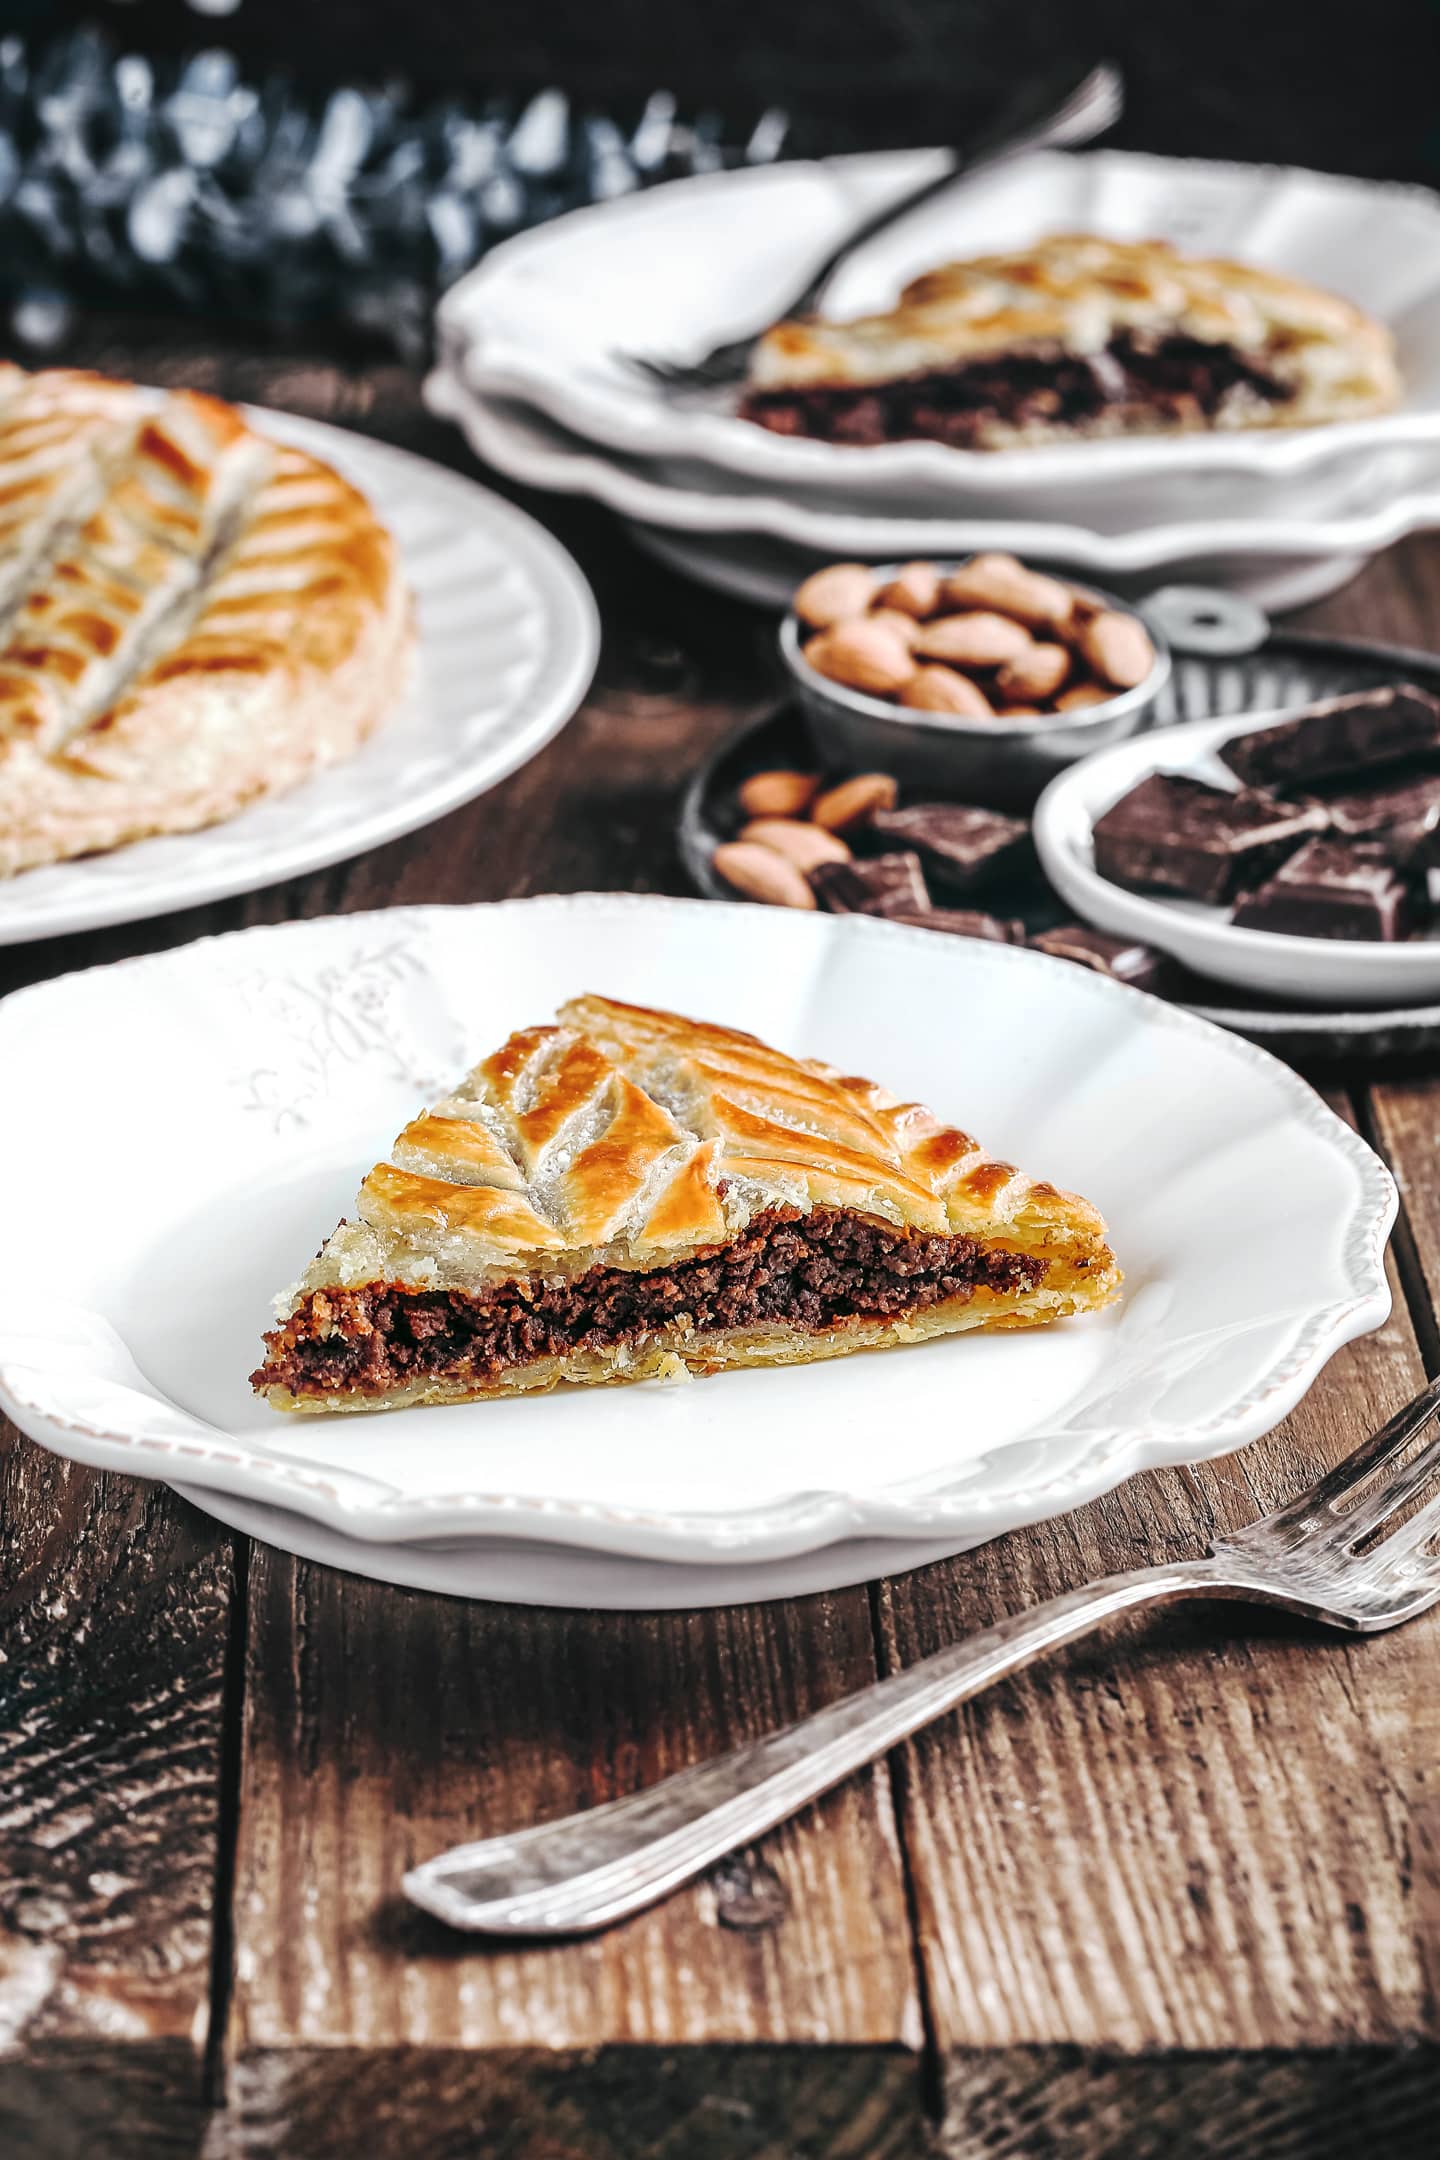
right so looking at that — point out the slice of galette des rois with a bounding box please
[253,995,1121,1412]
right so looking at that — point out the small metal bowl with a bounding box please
[779,565,1172,809]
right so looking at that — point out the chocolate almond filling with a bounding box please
[740,330,1292,447]
[254,1204,1050,1399]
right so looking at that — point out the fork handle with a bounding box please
[785,62,1123,322]
[404,1553,1234,1936]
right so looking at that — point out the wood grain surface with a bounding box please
[1,327,1438,2158]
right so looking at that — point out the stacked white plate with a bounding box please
[427,148,1440,610]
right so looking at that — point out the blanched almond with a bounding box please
[1053,681,1112,711]
[867,606,922,647]
[737,768,821,818]
[942,553,1076,631]
[900,666,994,717]
[812,772,900,832]
[875,561,941,618]
[804,619,916,696]
[739,818,852,870]
[911,611,1032,668]
[792,562,879,629]
[996,641,1071,703]
[713,841,817,908]
[1077,609,1156,690]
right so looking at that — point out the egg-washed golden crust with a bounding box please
[255,994,1120,1411]
[746,232,1399,438]
[0,366,414,877]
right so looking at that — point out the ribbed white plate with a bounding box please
[439,149,1440,506]
[0,897,1395,1607]
[429,370,1436,608]
[0,411,598,946]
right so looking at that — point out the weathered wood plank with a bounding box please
[877,1092,1440,2156]
[1366,1079,1440,1371]
[0,1434,237,2159]
[220,1551,926,2155]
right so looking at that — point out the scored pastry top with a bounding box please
[296,993,1106,1298]
[0,365,402,781]
[747,232,1398,404]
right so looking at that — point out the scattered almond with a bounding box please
[1053,682,1112,711]
[911,610,1032,668]
[804,619,917,696]
[996,641,1071,703]
[942,553,1075,632]
[1077,609,1156,690]
[812,772,900,832]
[737,768,821,818]
[900,666,994,717]
[739,818,852,870]
[875,561,941,618]
[792,562,879,630]
[713,841,817,908]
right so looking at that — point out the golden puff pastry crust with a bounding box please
[253,994,1120,1413]
[0,367,414,877]
[742,233,1399,448]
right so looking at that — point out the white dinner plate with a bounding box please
[429,371,1440,608]
[0,896,1395,1607]
[0,410,598,946]
[1035,713,1440,1006]
[439,148,1440,502]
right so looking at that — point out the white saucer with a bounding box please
[1035,711,1440,1006]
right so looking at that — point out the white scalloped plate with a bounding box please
[428,371,1440,596]
[0,897,1396,1602]
[439,149,1440,505]
[0,410,598,946]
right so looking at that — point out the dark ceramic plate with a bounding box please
[678,631,1440,1066]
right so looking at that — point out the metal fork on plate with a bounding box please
[614,61,1124,396]
[405,1372,1440,1937]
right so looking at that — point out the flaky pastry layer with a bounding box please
[744,233,1398,443]
[254,996,1120,1412]
[0,366,414,876]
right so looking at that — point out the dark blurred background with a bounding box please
[2,0,1437,359]
[16,0,1440,174]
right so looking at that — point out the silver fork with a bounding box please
[616,62,1123,397]
[404,1374,1440,1937]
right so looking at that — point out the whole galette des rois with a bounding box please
[252,994,1120,1413]
[740,232,1399,450]
[0,365,413,877]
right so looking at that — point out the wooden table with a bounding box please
[2,330,1438,2160]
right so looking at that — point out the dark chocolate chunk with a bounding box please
[1231,838,1415,941]
[808,851,929,917]
[1219,685,1440,789]
[1310,761,1440,851]
[866,802,1033,893]
[886,908,1026,943]
[1092,772,1324,905]
[1030,924,1169,993]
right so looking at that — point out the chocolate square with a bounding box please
[1030,924,1169,993]
[1092,772,1325,905]
[1231,838,1415,941]
[1311,761,1440,852]
[886,907,1026,943]
[866,803,1033,894]
[808,851,930,917]
[1219,684,1440,790]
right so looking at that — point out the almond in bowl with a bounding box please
[781,555,1169,805]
